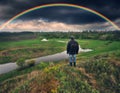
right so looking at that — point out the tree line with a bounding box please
[0,30,120,41]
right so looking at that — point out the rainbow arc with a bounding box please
[0,3,120,31]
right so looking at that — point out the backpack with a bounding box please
[70,41,77,49]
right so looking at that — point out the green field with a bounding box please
[0,39,120,93]
[78,40,120,57]
[0,39,66,64]
[1,39,120,64]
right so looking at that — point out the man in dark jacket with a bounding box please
[67,36,79,66]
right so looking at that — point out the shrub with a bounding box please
[16,58,26,68]
[26,59,35,67]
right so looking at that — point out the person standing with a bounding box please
[67,36,79,67]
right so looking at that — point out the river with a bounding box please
[0,47,92,75]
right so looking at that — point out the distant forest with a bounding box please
[0,31,120,41]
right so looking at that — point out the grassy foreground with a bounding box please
[0,39,120,93]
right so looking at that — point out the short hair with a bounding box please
[70,36,74,40]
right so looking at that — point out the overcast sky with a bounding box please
[0,0,120,32]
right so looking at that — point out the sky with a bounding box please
[0,0,120,32]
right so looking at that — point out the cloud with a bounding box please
[2,19,116,32]
[0,5,13,18]
[0,0,120,29]
[3,20,77,31]
[114,18,120,27]
[13,6,106,25]
[0,0,120,21]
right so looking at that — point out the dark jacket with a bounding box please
[67,40,79,55]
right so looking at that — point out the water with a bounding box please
[0,47,92,75]
[0,63,18,74]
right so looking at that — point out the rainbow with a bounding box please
[0,3,120,31]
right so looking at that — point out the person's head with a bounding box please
[70,36,74,40]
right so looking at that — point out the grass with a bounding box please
[0,61,99,93]
[0,39,66,64]
[0,39,120,93]
[78,40,120,58]
[1,52,120,93]
[80,53,120,93]
[1,39,120,64]
[0,39,39,50]
[0,39,67,50]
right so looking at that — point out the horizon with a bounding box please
[0,29,119,33]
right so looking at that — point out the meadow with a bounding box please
[0,38,120,93]
[0,39,66,64]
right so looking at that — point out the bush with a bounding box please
[16,58,26,68]
[26,59,35,67]
[0,56,12,64]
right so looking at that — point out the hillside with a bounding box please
[0,39,120,93]
[0,51,120,93]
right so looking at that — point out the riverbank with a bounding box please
[0,47,92,74]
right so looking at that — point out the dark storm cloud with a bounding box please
[0,0,120,24]
[17,6,105,24]
[74,0,120,20]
